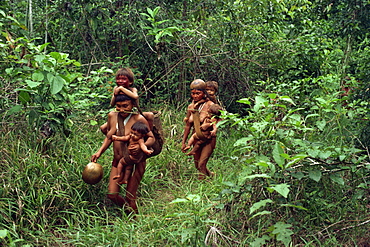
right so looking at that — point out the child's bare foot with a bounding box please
[113,175,120,180]
[118,180,128,185]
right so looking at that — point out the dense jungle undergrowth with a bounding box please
[1,0,370,246]
[1,101,370,246]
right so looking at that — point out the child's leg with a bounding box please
[121,164,134,184]
[183,133,196,152]
[187,139,206,155]
[187,143,201,155]
[100,122,108,135]
[113,159,124,180]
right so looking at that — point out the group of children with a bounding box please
[102,68,154,184]
[183,80,223,156]
[103,68,222,184]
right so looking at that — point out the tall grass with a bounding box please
[1,106,369,246]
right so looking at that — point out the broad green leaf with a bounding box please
[280,96,295,105]
[256,161,269,167]
[290,172,304,180]
[0,229,8,238]
[330,173,344,185]
[309,170,322,182]
[339,154,346,161]
[18,91,30,104]
[305,113,320,120]
[28,109,38,125]
[5,68,13,74]
[90,120,98,126]
[186,194,200,202]
[285,154,307,169]
[249,210,271,220]
[25,79,41,88]
[170,198,188,204]
[147,7,154,18]
[236,98,251,105]
[234,136,253,146]
[250,235,271,247]
[250,199,273,214]
[272,222,293,247]
[35,54,45,63]
[271,183,290,198]
[32,72,44,81]
[47,73,55,83]
[6,105,22,115]
[307,148,319,158]
[49,52,62,61]
[254,96,268,111]
[268,93,277,99]
[222,181,236,187]
[50,75,66,94]
[273,142,285,167]
[316,120,326,131]
[319,151,332,159]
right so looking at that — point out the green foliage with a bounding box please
[217,88,369,245]
[1,1,370,246]
[140,7,181,44]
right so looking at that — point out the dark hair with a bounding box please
[209,104,222,117]
[115,94,134,104]
[131,121,150,135]
[116,68,134,83]
[205,81,219,93]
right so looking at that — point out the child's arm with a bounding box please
[138,138,153,155]
[110,86,139,106]
[210,118,220,137]
[144,130,155,149]
[119,86,139,99]
[110,86,119,107]
[112,134,130,142]
[200,120,212,130]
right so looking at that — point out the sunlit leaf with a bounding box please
[250,199,273,214]
[50,75,65,94]
[273,142,285,167]
[270,183,290,198]
[309,170,322,182]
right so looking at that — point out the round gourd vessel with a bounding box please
[82,162,103,185]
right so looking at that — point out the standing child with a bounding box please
[101,68,154,134]
[184,103,222,156]
[112,121,154,184]
[100,68,139,135]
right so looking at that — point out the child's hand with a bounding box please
[114,86,124,95]
[210,130,217,137]
[145,148,154,155]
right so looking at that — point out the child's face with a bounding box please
[130,129,144,141]
[206,86,216,97]
[116,75,130,88]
